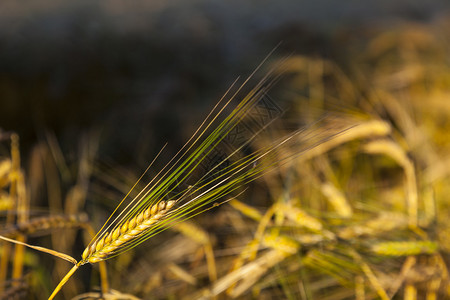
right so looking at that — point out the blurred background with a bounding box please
[1,0,449,166]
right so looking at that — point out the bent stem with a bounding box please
[48,263,81,300]
[0,234,81,299]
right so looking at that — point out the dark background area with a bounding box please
[1,0,449,166]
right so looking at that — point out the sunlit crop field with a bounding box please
[1,4,450,299]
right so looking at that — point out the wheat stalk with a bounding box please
[45,199,179,299]
[0,53,354,299]
[47,122,350,299]
[1,214,88,238]
[44,55,285,299]
[371,240,438,256]
[81,200,176,263]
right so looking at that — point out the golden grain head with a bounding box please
[82,200,176,264]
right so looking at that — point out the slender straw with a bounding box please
[48,263,80,300]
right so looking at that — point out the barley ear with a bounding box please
[48,263,80,300]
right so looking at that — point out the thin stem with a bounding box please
[48,263,80,300]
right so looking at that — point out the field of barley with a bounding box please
[1,1,450,299]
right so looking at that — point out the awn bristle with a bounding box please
[82,200,176,264]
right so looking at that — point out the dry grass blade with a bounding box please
[71,289,141,300]
[0,159,12,188]
[277,203,324,231]
[195,249,288,299]
[321,182,353,218]
[0,235,77,265]
[229,198,263,221]
[363,139,418,227]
